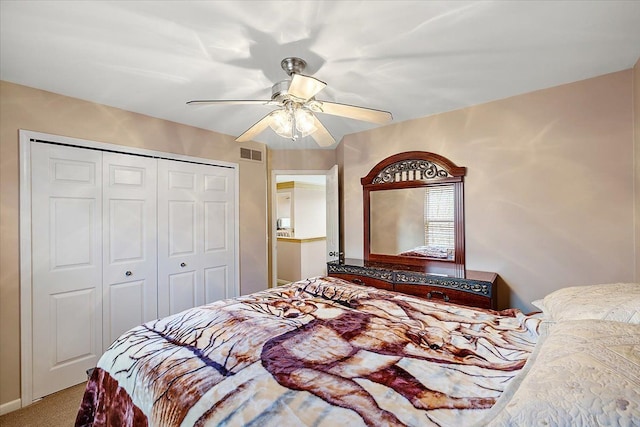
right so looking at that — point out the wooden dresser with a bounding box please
[328,258,498,309]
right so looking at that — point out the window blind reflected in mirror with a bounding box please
[424,185,455,252]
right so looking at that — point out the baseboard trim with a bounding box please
[0,398,22,416]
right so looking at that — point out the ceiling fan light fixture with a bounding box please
[269,105,317,141]
[269,109,293,138]
[295,107,317,135]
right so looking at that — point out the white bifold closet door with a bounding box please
[31,143,104,399]
[102,152,158,349]
[29,142,237,401]
[157,159,236,317]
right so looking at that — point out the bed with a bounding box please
[397,245,454,260]
[75,277,640,427]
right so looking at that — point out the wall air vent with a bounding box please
[240,147,263,162]
[240,148,251,159]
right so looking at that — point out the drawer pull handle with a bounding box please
[180,262,187,268]
[426,291,449,302]
[125,271,132,277]
[352,278,364,285]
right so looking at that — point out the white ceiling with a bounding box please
[1,1,639,150]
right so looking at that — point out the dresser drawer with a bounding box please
[329,273,394,291]
[394,283,492,309]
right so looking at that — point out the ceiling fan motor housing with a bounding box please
[271,80,291,102]
[272,57,308,101]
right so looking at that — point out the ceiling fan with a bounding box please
[187,57,393,147]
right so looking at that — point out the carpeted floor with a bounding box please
[0,382,86,427]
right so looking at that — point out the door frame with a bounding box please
[19,129,239,407]
[270,169,336,288]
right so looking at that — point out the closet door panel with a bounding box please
[205,266,228,303]
[107,280,145,342]
[165,199,199,314]
[50,289,95,361]
[158,160,203,317]
[31,143,103,400]
[168,271,198,314]
[102,153,157,349]
[158,160,236,317]
[204,201,226,251]
[201,167,236,304]
[169,201,197,255]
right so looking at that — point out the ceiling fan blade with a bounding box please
[311,117,336,147]
[315,101,393,124]
[187,99,275,106]
[235,113,274,142]
[288,74,327,101]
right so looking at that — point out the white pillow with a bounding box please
[478,319,640,427]
[532,282,640,324]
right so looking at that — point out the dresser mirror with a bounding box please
[362,151,466,276]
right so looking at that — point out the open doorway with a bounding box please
[271,167,338,287]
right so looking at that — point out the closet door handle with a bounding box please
[125,271,132,277]
[180,262,187,268]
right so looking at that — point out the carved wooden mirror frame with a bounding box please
[362,151,467,276]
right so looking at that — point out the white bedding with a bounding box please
[478,319,640,427]
[532,283,640,324]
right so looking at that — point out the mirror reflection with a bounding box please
[370,184,455,260]
[362,151,465,275]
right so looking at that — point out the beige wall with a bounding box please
[0,81,268,406]
[341,70,636,311]
[291,185,326,238]
[276,238,327,282]
[269,149,337,171]
[634,59,640,281]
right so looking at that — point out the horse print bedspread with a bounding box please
[76,276,541,427]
